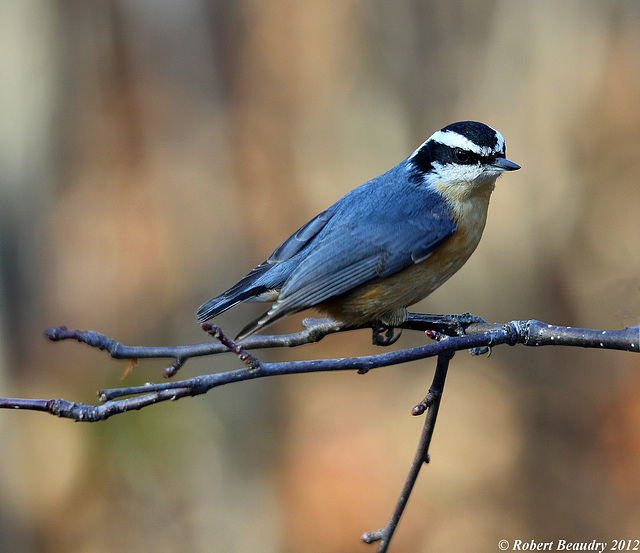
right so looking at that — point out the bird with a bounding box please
[197,121,520,344]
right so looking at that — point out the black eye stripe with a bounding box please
[454,148,469,162]
[409,144,434,176]
[454,148,484,164]
[409,131,506,179]
[435,143,484,165]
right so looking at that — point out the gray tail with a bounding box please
[196,293,250,323]
[196,262,274,323]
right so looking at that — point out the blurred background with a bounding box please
[1,1,640,551]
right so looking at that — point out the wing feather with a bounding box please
[197,208,337,322]
[236,182,457,338]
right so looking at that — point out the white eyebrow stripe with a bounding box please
[429,129,504,157]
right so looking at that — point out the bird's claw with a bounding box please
[372,324,402,346]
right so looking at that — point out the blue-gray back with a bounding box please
[260,161,457,313]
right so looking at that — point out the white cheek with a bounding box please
[432,161,483,183]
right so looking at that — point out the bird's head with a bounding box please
[409,121,520,197]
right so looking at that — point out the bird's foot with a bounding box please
[371,324,402,346]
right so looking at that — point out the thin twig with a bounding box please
[362,351,454,552]
[200,322,261,370]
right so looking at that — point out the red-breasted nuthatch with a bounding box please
[197,121,520,343]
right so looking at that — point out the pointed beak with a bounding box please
[491,157,521,171]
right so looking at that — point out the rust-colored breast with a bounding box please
[317,189,491,325]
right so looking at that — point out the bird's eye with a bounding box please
[454,148,470,163]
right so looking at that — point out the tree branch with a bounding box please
[2,317,637,422]
[1,315,638,552]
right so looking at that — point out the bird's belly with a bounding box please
[317,227,482,325]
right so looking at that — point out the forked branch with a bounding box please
[0,315,638,553]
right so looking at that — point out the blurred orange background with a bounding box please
[1,2,640,552]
